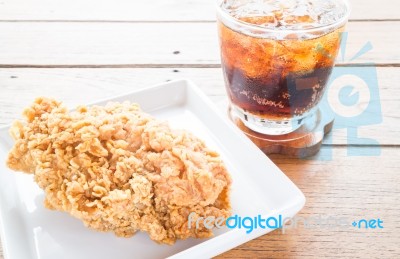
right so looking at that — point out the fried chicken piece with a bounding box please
[6,97,231,244]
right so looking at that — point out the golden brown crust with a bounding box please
[6,97,231,244]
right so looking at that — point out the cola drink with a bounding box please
[217,0,350,134]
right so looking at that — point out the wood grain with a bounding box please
[218,146,400,258]
[1,146,399,258]
[0,21,399,66]
[1,67,399,145]
[1,0,400,258]
[0,0,398,21]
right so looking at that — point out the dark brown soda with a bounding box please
[223,65,334,118]
[219,21,343,119]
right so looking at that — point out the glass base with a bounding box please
[229,105,314,135]
[227,101,335,158]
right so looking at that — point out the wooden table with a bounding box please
[1,0,399,258]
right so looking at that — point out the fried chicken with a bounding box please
[6,97,231,244]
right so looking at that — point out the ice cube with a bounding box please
[220,0,347,30]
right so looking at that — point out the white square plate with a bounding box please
[0,79,305,259]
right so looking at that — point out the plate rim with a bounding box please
[0,79,306,259]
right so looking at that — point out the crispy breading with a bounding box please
[6,97,231,244]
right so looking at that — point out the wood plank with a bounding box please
[0,21,398,66]
[0,67,398,145]
[0,0,398,21]
[0,147,399,258]
[218,146,400,258]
